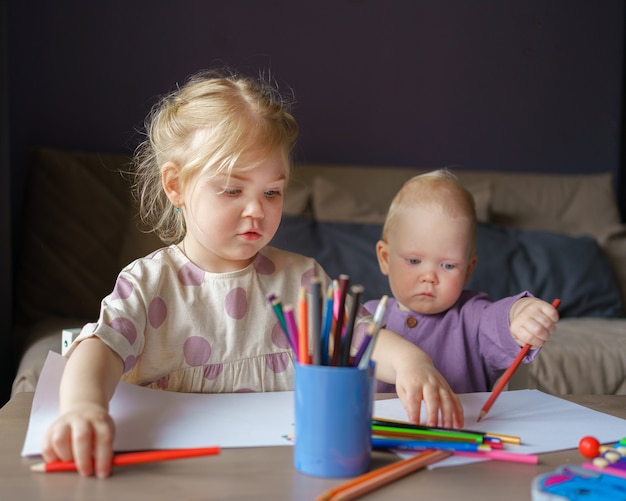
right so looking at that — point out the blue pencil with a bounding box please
[372,438,491,452]
[320,284,334,365]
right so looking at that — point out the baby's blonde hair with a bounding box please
[382,169,478,256]
[133,68,299,244]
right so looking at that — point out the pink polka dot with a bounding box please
[265,352,290,373]
[203,364,224,380]
[111,276,133,300]
[178,262,204,286]
[148,297,167,328]
[224,287,248,319]
[123,355,137,373]
[183,336,212,366]
[253,253,276,275]
[110,317,137,345]
[301,267,318,288]
[271,322,290,349]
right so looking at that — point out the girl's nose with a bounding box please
[242,197,264,219]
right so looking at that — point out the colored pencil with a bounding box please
[477,298,561,422]
[298,286,309,364]
[357,295,388,369]
[372,426,483,443]
[283,304,301,360]
[331,275,350,366]
[320,284,335,365]
[339,284,364,366]
[372,417,521,445]
[453,450,539,464]
[310,277,323,365]
[30,446,221,473]
[372,438,491,452]
[315,449,451,501]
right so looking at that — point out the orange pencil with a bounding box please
[30,446,221,473]
[315,449,450,501]
[298,286,310,364]
[477,298,561,422]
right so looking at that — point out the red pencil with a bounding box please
[30,446,221,473]
[477,298,561,422]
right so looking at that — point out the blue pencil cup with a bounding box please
[294,362,375,478]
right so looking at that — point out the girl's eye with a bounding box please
[265,189,281,198]
[222,188,241,196]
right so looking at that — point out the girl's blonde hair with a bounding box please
[133,68,299,244]
[382,169,478,256]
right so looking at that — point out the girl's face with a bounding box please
[376,206,477,315]
[180,148,288,272]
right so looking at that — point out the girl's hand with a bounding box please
[41,403,116,478]
[394,355,465,429]
[372,328,464,429]
[509,297,560,349]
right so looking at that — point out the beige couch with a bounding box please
[10,148,626,396]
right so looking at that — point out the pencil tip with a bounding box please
[30,462,45,472]
[476,411,486,422]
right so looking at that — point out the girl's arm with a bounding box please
[371,328,464,428]
[42,337,124,478]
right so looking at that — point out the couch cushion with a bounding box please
[468,223,624,318]
[311,176,492,224]
[14,147,134,330]
[272,216,624,318]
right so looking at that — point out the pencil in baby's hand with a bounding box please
[30,446,221,473]
[477,298,561,422]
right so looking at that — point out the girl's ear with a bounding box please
[464,255,479,285]
[162,162,183,206]
[376,240,391,276]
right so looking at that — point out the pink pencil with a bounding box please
[453,450,539,464]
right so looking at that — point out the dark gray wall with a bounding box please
[3,1,625,400]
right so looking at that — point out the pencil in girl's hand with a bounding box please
[30,446,221,473]
[477,297,561,422]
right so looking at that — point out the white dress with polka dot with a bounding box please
[69,245,329,393]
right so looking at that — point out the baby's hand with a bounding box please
[509,297,560,349]
[41,403,115,478]
[395,357,464,429]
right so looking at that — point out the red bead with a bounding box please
[579,436,601,459]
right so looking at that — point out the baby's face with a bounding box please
[377,206,477,314]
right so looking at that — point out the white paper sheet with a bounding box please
[22,352,295,456]
[22,351,626,471]
[373,391,626,468]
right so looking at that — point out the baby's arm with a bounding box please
[509,297,560,349]
[371,329,464,428]
[41,337,123,478]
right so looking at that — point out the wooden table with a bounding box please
[1,392,624,500]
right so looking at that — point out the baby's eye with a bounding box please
[265,189,282,198]
[407,258,420,265]
[442,263,456,271]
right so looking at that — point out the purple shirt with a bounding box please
[364,290,536,394]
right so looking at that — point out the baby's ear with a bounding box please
[161,162,183,205]
[375,240,391,276]
[464,255,479,285]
